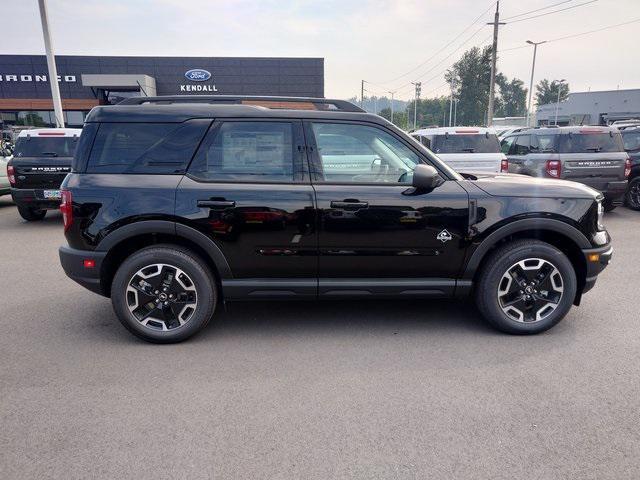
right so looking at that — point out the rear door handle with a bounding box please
[197,199,236,208]
[330,200,369,209]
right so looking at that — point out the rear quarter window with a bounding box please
[86,120,211,174]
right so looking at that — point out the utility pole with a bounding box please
[449,92,453,127]
[361,80,365,109]
[411,82,421,130]
[525,40,546,127]
[486,1,504,127]
[454,99,458,126]
[389,91,395,124]
[37,0,64,128]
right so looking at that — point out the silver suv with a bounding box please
[501,126,630,211]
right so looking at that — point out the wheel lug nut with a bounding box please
[154,290,159,294]
[164,301,169,306]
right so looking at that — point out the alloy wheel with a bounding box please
[629,180,640,209]
[497,258,564,323]
[126,263,198,331]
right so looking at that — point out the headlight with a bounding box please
[597,200,605,231]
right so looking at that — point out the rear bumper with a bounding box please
[581,243,613,294]
[59,245,107,296]
[11,187,62,209]
[579,179,627,203]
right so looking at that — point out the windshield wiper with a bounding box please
[41,152,59,157]
[462,148,475,153]
[585,147,602,152]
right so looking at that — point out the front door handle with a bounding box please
[197,199,236,208]
[330,200,369,209]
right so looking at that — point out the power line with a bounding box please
[378,1,496,85]
[499,18,640,53]
[502,0,575,21]
[507,0,598,24]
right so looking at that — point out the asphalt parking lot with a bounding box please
[1,196,639,480]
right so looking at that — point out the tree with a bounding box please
[444,46,492,126]
[404,97,449,129]
[535,79,569,106]
[378,107,409,130]
[495,73,527,117]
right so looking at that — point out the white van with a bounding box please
[411,127,507,173]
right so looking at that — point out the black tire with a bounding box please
[111,245,217,343]
[475,239,577,335]
[17,205,46,221]
[602,199,617,212]
[625,177,640,211]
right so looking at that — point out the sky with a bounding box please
[3,0,639,101]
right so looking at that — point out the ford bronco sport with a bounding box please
[8,128,81,220]
[59,96,612,343]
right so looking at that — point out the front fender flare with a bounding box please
[462,218,591,280]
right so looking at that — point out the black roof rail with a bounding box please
[118,95,365,112]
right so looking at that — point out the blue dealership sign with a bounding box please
[184,69,212,82]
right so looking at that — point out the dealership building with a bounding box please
[0,55,324,128]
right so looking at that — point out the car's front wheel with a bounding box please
[625,177,640,211]
[111,245,217,343]
[17,205,46,221]
[475,240,577,334]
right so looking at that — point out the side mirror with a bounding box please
[412,164,442,190]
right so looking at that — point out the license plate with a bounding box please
[43,190,61,199]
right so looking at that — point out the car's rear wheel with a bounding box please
[111,245,217,343]
[17,205,46,221]
[475,240,577,334]
[625,177,640,211]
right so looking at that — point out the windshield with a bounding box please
[14,136,78,158]
[558,132,624,153]
[432,134,501,154]
[622,131,640,151]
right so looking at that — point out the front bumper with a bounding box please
[59,245,107,296]
[581,243,613,294]
[11,187,62,209]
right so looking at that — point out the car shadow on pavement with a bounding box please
[195,298,492,341]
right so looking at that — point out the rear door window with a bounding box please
[432,133,501,154]
[500,136,514,154]
[559,131,624,153]
[188,121,299,183]
[512,135,530,155]
[87,120,210,174]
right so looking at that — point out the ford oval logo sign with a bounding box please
[184,69,211,82]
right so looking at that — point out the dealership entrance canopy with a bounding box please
[0,55,324,128]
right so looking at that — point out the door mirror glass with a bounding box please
[412,164,441,190]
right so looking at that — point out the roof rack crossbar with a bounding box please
[118,95,365,112]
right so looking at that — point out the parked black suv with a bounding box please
[620,126,640,210]
[8,128,81,220]
[59,96,612,343]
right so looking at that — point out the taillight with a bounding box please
[625,157,631,178]
[60,190,73,232]
[7,164,15,185]
[500,158,509,173]
[546,160,561,178]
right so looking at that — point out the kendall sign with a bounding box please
[180,68,218,92]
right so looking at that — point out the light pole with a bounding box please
[526,40,546,127]
[37,0,64,128]
[554,79,566,125]
[449,92,453,127]
[411,82,421,130]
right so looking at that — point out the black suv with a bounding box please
[59,96,612,343]
[8,128,81,220]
